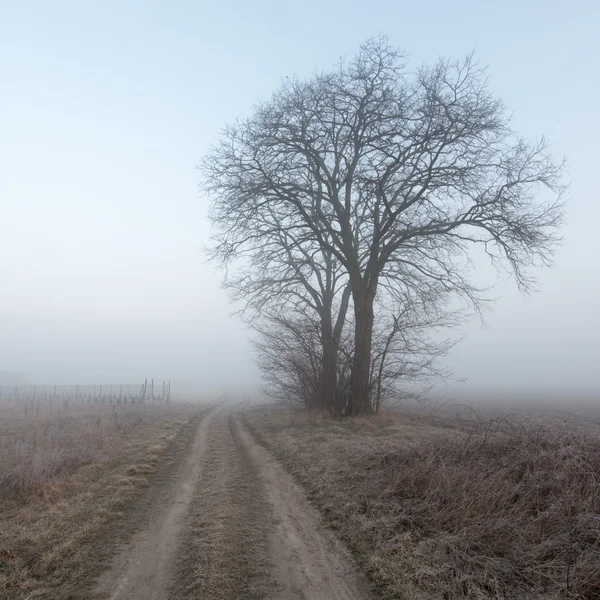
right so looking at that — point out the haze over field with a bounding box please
[1,1,599,398]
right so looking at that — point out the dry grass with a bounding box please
[245,405,600,600]
[0,402,174,500]
[0,399,206,599]
[171,414,274,599]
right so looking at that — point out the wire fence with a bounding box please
[0,379,171,417]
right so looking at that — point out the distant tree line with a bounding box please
[204,37,565,416]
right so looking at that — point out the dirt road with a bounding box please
[94,405,372,600]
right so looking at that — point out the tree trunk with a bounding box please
[374,318,398,414]
[348,297,375,416]
[319,334,338,414]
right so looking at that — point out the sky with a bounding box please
[1,0,598,398]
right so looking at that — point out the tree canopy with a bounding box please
[204,37,565,415]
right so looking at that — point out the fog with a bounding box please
[1,1,598,400]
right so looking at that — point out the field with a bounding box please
[245,403,600,600]
[0,394,204,599]
[1,394,599,599]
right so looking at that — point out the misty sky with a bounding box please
[1,1,599,397]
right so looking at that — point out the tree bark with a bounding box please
[317,284,352,415]
[374,318,399,414]
[319,331,338,413]
[348,295,375,416]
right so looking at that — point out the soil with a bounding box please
[93,404,372,600]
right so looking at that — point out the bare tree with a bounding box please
[252,311,324,409]
[369,298,461,413]
[254,290,457,415]
[209,172,351,411]
[204,36,565,415]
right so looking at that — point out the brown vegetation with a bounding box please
[245,405,600,599]
[0,399,205,599]
[171,409,371,600]
[171,413,275,599]
[1,402,166,500]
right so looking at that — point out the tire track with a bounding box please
[93,406,218,600]
[170,412,275,599]
[93,404,372,600]
[232,411,373,600]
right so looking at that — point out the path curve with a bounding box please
[232,410,372,600]
[94,407,217,600]
[93,404,372,600]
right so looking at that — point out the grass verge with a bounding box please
[0,402,208,600]
[244,405,600,600]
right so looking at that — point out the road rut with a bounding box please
[94,405,372,600]
[94,408,217,600]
